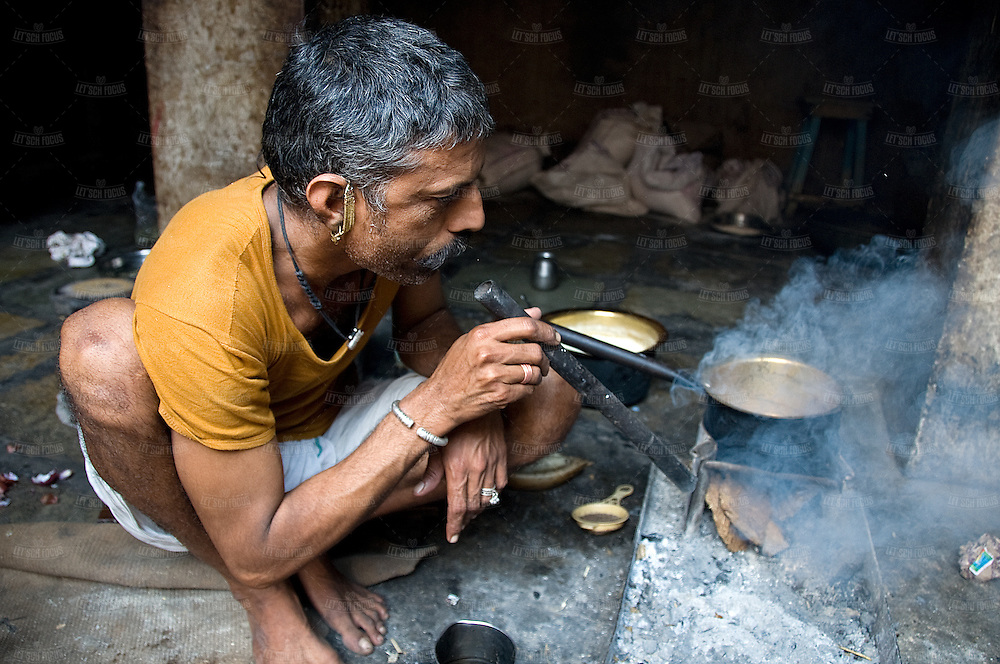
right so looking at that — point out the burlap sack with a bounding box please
[476,132,548,196]
[531,104,662,216]
[627,142,705,223]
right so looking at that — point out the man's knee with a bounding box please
[59,298,146,407]
[61,298,136,367]
[535,370,582,420]
[504,372,581,465]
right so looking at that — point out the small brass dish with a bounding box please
[572,484,634,534]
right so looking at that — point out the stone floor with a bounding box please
[0,191,997,662]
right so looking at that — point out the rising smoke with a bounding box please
[697,238,951,451]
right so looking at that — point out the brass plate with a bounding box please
[58,277,134,301]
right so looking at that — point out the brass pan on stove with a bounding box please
[543,319,842,420]
[700,356,843,419]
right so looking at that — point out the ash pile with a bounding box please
[612,239,998,663]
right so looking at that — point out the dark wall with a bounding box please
[0,1,153,222]
[1,0,988,235]
[373,0,984,230]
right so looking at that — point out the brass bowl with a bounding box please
[542,310,667,406]
[571,484,634,534]
[543,309,666,354]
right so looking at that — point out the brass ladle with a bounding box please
[572,484,634,534]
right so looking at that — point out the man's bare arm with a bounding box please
[173,314,559,585]
[391,273,462,376]
[172,420,427,588]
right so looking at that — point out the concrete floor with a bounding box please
[0,191,997,662]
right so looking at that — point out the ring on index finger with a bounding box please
[519,363,533,385]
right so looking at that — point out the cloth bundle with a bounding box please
[531,103,706,221]
[628,142,706,223]
[47,231,106,267]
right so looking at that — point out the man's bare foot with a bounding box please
[231,578,344,664]
[297,556,389,656]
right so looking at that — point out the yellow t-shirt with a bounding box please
[132,169,399,451]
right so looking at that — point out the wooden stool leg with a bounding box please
[841,121,856,184]
[785,116,821,217]
[854,118,868,184]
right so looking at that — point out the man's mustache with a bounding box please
[415,232,472,270]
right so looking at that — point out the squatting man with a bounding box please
[59,16,580,664]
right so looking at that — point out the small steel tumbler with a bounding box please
[531,251,559,291]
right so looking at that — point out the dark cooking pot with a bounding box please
[703,401,843,478]
[542,309,667,406]
[699,357,844,478]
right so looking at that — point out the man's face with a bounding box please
[345,141,486,285]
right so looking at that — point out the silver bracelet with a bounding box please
[390,400,448,447]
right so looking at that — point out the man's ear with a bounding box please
[304,174,349,227]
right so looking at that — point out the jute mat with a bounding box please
[0,522,437,663]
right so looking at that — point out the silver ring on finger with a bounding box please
[481,487,500,505]
[519,363,533,385]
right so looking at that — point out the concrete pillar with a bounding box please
[140,0,304,228]
[910,165,1000,488]
[907,12,1000,489]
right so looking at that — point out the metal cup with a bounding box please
[531,251,559,291]
[435,620,516,664]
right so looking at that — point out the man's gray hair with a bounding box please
[261,15,494,213]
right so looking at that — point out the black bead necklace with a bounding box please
[276,194,371,351]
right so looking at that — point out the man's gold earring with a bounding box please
[331,182,355,244]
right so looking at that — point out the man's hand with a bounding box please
[403,308,558,435]
[396,307,560,543]
[413,411,507,543]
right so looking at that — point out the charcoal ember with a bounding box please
[959,533,999,582]
[40,493,59,505]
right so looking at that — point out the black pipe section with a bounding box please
[474,280,695,493]
[546,322,703,392]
